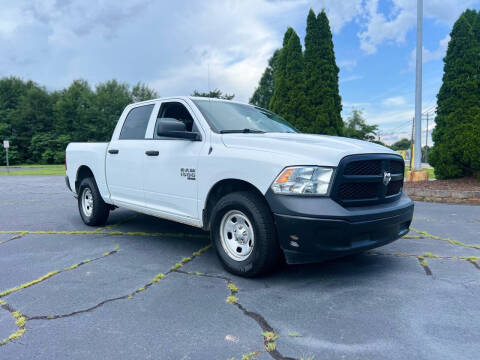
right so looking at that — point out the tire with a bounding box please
[210,191,281,277]
[77,177,110,226]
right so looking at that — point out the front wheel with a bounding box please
[210,191,281,277]
[78,177,110,226]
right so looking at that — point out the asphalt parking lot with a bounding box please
[1,176,479,360]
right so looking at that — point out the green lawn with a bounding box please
[0,164,65,176]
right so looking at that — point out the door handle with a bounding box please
[145,150,159,156]
[108,149,119,154]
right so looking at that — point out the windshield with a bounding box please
[192,99,298,133]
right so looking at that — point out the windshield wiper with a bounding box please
[220,129,265,134]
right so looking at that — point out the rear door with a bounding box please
[142,100,206,222]
[106,103,155,208]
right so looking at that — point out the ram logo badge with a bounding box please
[383,171,391,186]
[181,168,196,180]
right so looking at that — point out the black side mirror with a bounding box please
[156,118,201,141]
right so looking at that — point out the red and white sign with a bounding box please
[3,140,9,149]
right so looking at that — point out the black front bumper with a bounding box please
[266,190,414,264]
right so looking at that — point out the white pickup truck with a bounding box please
[66,97,414,276]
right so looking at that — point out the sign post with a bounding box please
[3,140,9,173]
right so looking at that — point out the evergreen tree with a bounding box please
[430,10,480,179]
[304,9,343,135]
[249,50,280,109]
[270,28,308,130]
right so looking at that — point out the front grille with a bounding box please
[390,161,404,174]
[331,154,405,206]
[338,182,378,200]
[386,180,403,196]
[344,160,381,175]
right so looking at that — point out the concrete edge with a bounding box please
[404,187,480,205]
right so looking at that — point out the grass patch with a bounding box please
[405,166,435,179]
[0,164,65,176]
[226,295,238,304]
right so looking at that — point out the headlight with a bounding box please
[271,166,334,195]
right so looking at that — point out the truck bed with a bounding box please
[65,142,110,200]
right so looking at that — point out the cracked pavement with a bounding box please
[1,176,480,360]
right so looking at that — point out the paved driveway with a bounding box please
[1,176,479,360]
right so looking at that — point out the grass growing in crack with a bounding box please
[417,256,428,267]
[226,295,238,304]
[262,331,278,352]
[152,273,165,283]
[424,252,439,258]
[262,331,279,342]
[288,332,301,337]
[241,351,261,360]
[171,263,182,271]
[265,341,276,352]
[0,310,27,346]
[227,282,238,293]
[0,271,59,297]
[409,227,480,250]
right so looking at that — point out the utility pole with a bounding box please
[410,117,415,169]
[414,0,423,170]
[425,112,429,163]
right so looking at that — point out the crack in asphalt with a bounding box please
[0,233,26,246]
[1,219,479,357]
[25,245,211,321]
[175,269,296,360]
[408,227,480,250]
[0,245,119,346]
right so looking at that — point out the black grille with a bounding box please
[331,154,405,206]
[344,160,381,175]
[386,180,403,196]
[338,182,378,200]
[389,161,404,174]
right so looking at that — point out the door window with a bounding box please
[119,104,154,140]
[154,102,199,139]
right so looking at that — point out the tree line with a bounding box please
[430,9,480,179]
[0,78,158,165]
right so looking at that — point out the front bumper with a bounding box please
[266,191,414,264]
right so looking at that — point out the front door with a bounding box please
[142,100,205,221]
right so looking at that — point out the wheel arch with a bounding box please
[202,178,270,231]
[75,165,95,193]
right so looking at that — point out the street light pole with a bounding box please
[414,0,423,170]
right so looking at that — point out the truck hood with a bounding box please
[221,132,397,167]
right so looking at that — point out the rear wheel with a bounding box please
[210,191,281,277]
[78,177,110,226]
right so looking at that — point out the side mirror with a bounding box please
[156,118,201,141]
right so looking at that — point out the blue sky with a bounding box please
[1,0,479,144]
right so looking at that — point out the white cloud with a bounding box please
[382,96,407,107]
[312,0,363,33]
[357,0,478,54]
[338,59,357,71]
[340,74,363,83]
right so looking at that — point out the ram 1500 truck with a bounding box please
[66,97,414,277]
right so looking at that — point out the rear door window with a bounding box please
[119,104,154,140]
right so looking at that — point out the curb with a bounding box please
[404,187,480,205]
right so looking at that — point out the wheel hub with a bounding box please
[219,210,255,261]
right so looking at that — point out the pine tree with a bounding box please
[270,28,308,130]
[430,10,480,179]
[249,50,280,109]
[304,9,343,135]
